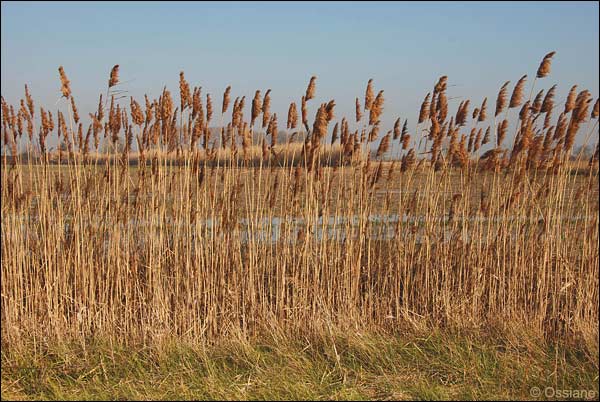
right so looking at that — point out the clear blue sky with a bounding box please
[1,1,598,149]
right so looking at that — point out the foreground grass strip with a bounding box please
[2,330,598,400]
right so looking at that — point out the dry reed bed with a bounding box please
[1,53,599,351]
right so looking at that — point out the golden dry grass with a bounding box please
[1,53,598,357]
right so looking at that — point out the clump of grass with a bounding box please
[1,325,597,400]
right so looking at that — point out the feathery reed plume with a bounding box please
[434,75,448,93]
[430,119,442,160]
[287,102,298,129]
[231,96,243,128]
[9,105,16,136]
[368,124,380,142]
[418,93,431,124]
[236,96,246,130]
[24,84,34,118]
[206,94,213,123]
[440,121,448,139]
[513,113,533,158]
[301,95,308,129]
[393,118,401,140]
[592,98,599,119]
[474,128,483,152]
[497,119,508,147]
[472,107,480,121]
[344,130,357,156]
[108,65,120,88]
[437,91,448,121]
[16,109,23,138]
[369,90,384,125]
[77,122,83,151]
[355,97,362,122]
[478,97,488,122]
[179,71,192,111]
[144,96,154,126]
[531,90,544,114]
[364,79,374,111]
[540,85,556,112]
[543,110,553,129]
[269,113,278,147]
[331,122,339,145]
[47,110,54,132]
[401,133,411,150]
[38,109,48,153]
[24,108,33,141]
[519,101,531,121]
[124,123,133,156]
[58,66,71,98]
[305,76,317,101]
[401,119,408,138]
[573,90,592,123]
[97,94,105,122]
[468,128,476,152]
[251,90,262,127]
[509,75,527,108]
[2,98,9,132]
[325,100,335,122]
[495,81,510,117]
[111,103,123,144]
[70,96,79,124]
[541,125,554,157]
[455,134,469,168]
[340,117,348,145]
[430,92,438,120]
[536,51,556,78]
[526,134,543,168]
[553,112,567,141]
[482,126,491,145]
[262,89,271,128]
[222,85,231,114]
[18,99,30,123]
[310,103,329,149]
[447,116,454,135]
[428,116,440,141]
[190,115,202,150]
[564,85,578,113]
[456,100,470,126]
[159,89,174,141]
[130,97,144,126]
[239,122,250,156]
[191,87,200,119]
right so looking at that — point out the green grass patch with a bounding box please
[2,328,598,400]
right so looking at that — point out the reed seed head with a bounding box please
[365,79,374,111]
[58,66,71,98]
[495,81,510,117]
[509,75,527,108]
[108,65,120,88]
[536,51,556,78]
[305,76,317,101]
